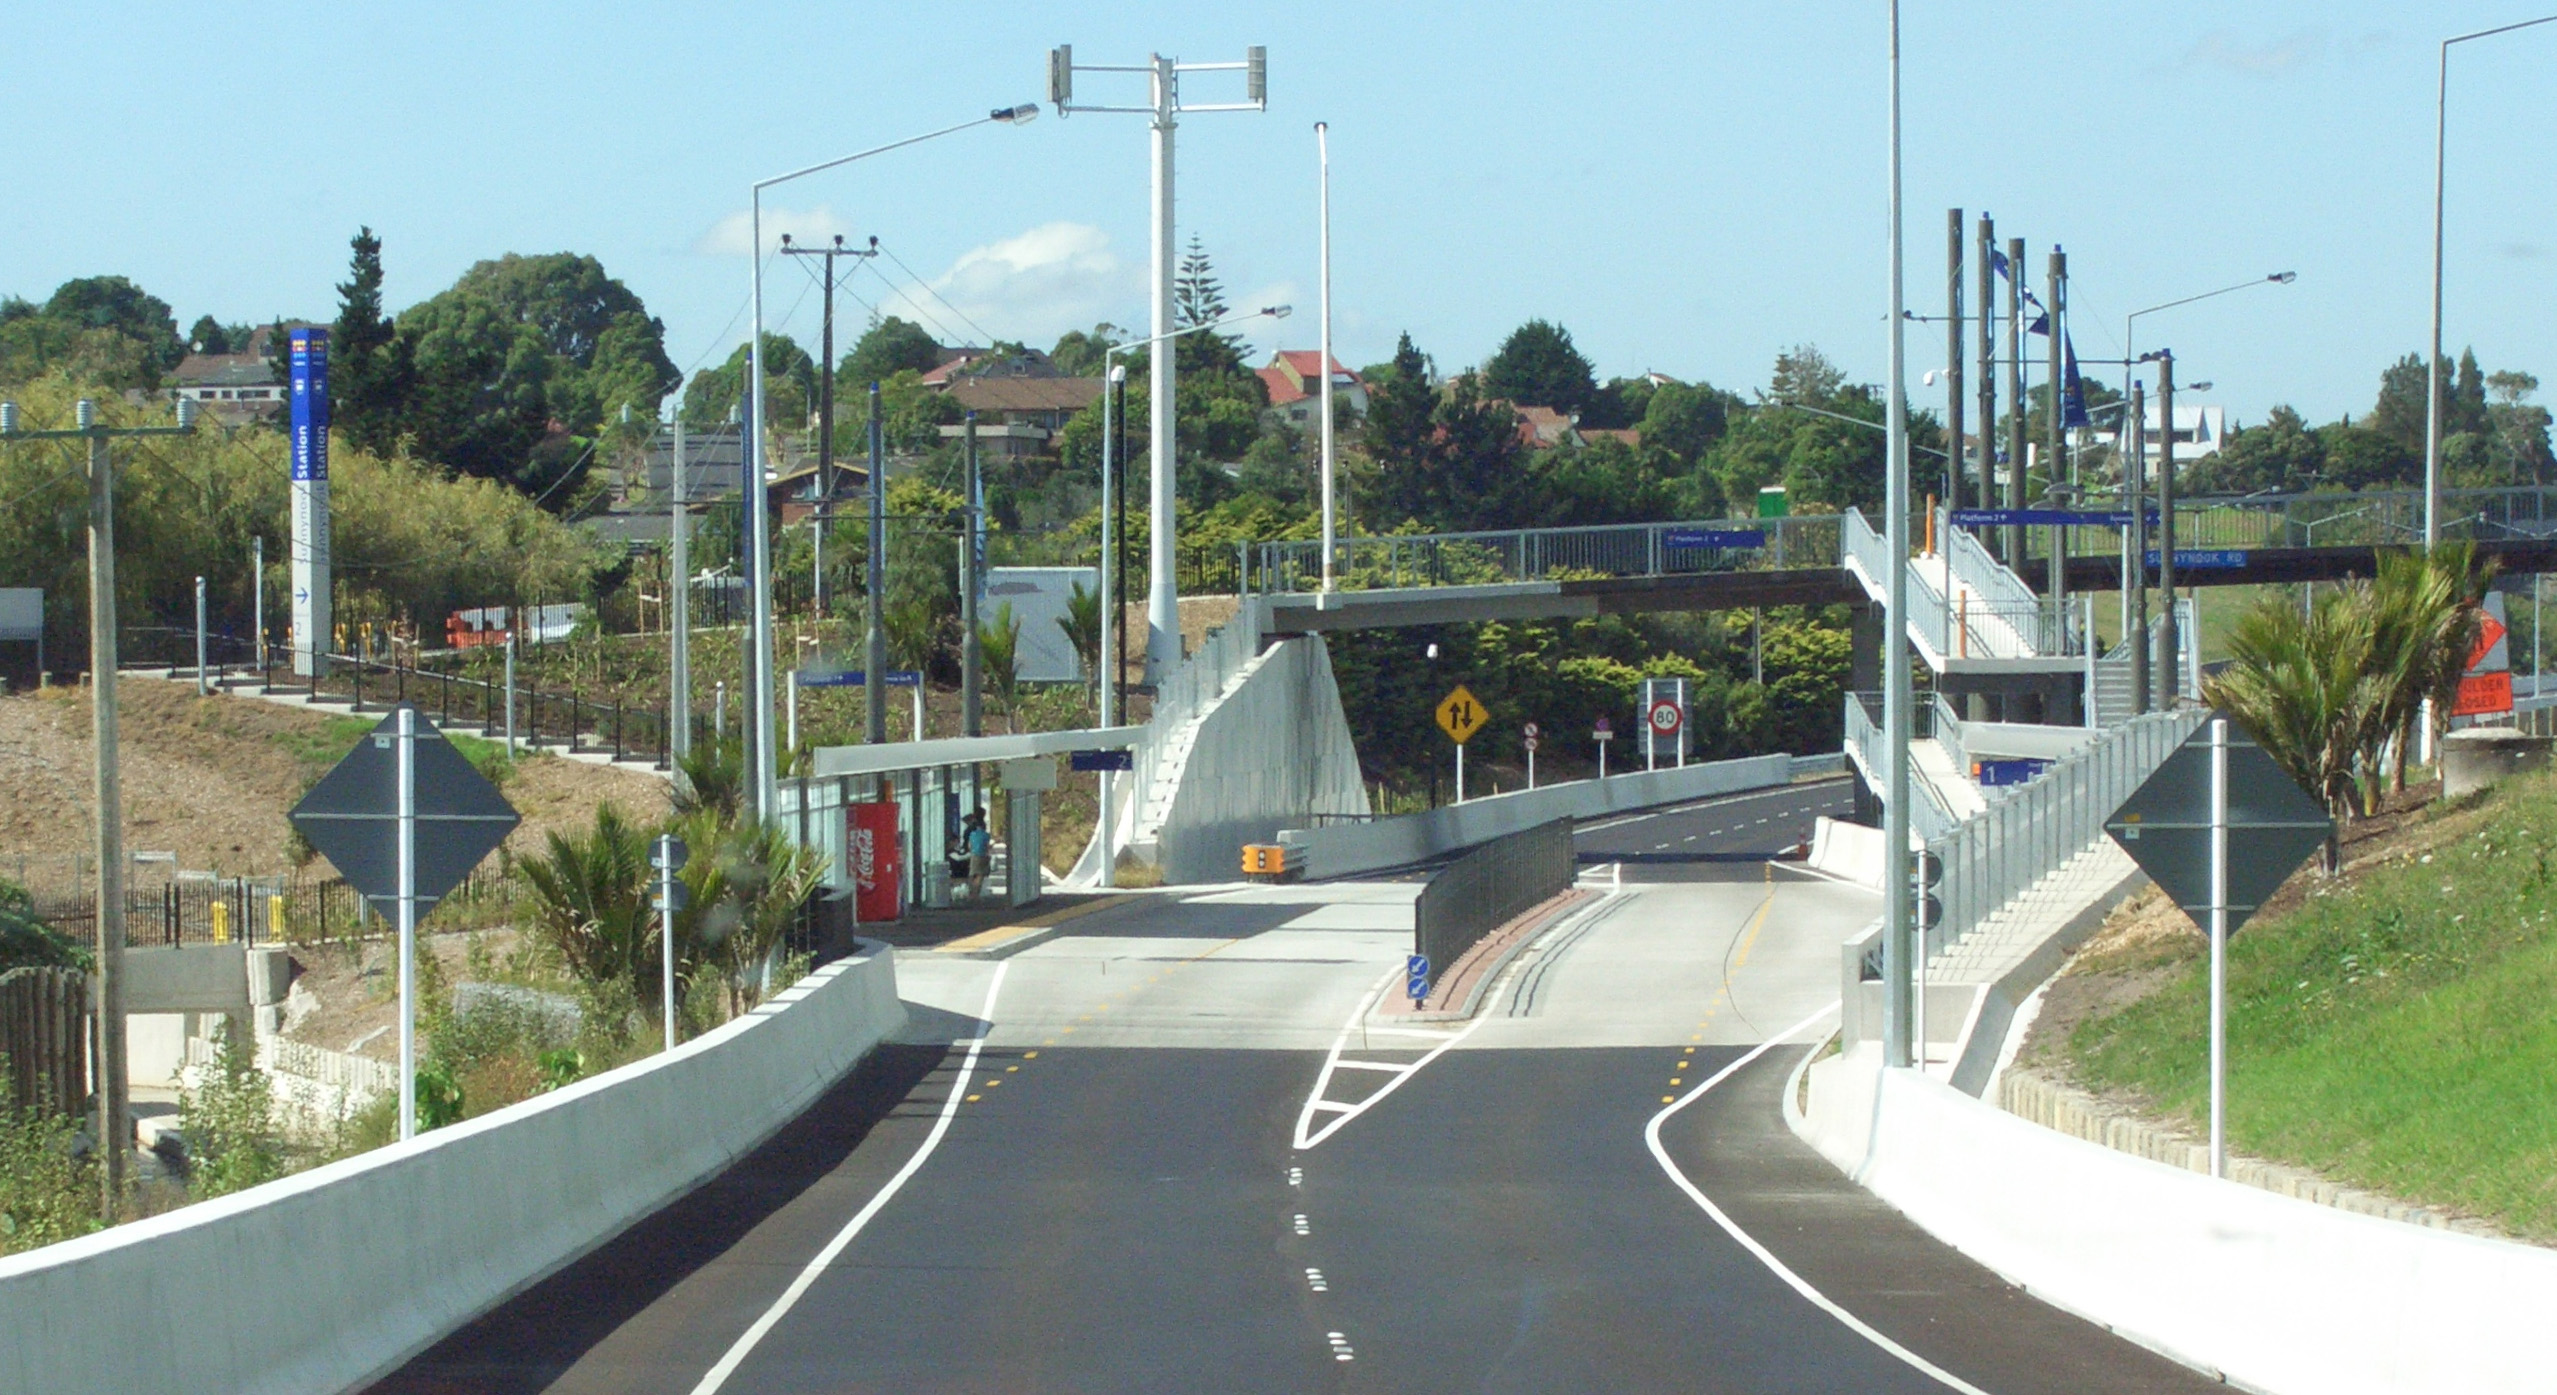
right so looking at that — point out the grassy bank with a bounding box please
[2063,766,2557,1239]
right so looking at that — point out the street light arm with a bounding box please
[2127,272,2296,331]
[754,105,1038,194]
[1763,397,1950,460]
[1102,304,1292,362]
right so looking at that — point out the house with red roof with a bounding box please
[1256,350,1368,430]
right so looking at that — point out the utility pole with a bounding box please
[779,234,876,619]
[864,383,887,746]
[1882,0,1915,1071]
[1975,213,1996,518]
[1049,43,1269,684]
[2128,381,2151,714]
[251,535,265,672]
[1945,209,1965,514]
[962,411,982,739]
[2047,247,2068,639]
[1098,363,1124,889]
[669,416,692,761]
[0,395,197,1216]
[2156,350,2180,710]
[2004,235,2027,569]
[1112,367,1131,728]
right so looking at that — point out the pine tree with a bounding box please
[1172,235,1246,376]
[333,227,412,456]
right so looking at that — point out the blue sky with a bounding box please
[6,3,2553,427]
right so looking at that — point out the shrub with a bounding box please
[178,1024,282,1198]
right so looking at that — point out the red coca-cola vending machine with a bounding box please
[849,802,903,923]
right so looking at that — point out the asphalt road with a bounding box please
[374,788,2213,1394]
[1572,778,1856,881]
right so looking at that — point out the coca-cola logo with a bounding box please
[852,828,875,890]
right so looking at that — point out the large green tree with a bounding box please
[1482,319,1598,417]
[841,315,939,386]
[394,253,677,494]
[43,276,184,376]
[332,227,414,458]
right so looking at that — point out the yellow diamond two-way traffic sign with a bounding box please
[1435,685,1487,745]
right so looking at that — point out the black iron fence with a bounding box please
[249,647,687,769]
[23,863,511,951]
[1413,819,1577,977]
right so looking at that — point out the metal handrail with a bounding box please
[1249,513,1843,594]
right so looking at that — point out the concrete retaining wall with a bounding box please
[1796,1047,2557,1394]
[1157,636,1370,884]
[1806,815,1885,889]
[0,945,905,1395]
[1278,754,1792,880]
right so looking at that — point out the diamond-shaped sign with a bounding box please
[1435,685,1487,745]
[2104,718,2331,933]
[290,708,520,910]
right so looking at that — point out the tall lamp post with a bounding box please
[741,104,1038,823]
[1094,306,1289,887]
[0,395,198,1214]
[1049,44,1269,684]
[2428,15,2557,546]
[1882,0,1916,1071]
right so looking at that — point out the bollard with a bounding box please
[211,900,229,944]
[269,893,286,941]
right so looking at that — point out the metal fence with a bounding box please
[17,859,511,951]
[0,966,87,1116]
[1924,706,2205,958]
[1413,818,1577,978]
[1127,602,1267,831]
[248,649,682,768]
[1842,691,1957,842]
[1248,514,1843,595]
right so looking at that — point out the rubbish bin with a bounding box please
[924,858,953,909]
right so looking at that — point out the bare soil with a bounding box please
[0,675,670,881]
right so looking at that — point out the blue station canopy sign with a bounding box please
[1662,528,1765,550]
[1952,508,2157,528]
[2145,549,2249,570]
[796,669,922,688]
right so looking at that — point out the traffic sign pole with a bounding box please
[1456,742,1465,804]
[397,705,417,1143]
[2209,718,2228,1179]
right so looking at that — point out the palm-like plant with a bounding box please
[2206,591,2387,869]
[1059,579,1104,707]
[2366,542,2488,791]
[979,600,1023,732]
[673,732,744,821]
[515,804,659,1009]
[671,809,825,1017]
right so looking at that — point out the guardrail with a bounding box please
[1926,706,2205,957]
[1842,691,1958,842]
[1413,818,1575,980]
[1248,514,1843,594]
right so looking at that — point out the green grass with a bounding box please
[269,714,522,789]
[2069,770,2557,1236]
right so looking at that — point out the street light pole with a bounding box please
[1882,0,1916,1071]
[0,395,197,1214]
[742,104,1038,823]
[2429,15,2557,547]
[1049,44,1269,684]
[1318,120,1337,593]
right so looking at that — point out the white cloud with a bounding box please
[694,204,859,258]
[862,221,1140,346]
[2182,29,2328,75]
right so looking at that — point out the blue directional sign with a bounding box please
[1069,748,1134,773]
[1663,528,1765,551]
[1952,508,2157,528]
[2144,549,2248,570]
[1406,953,1432,1003]
[796,668,922,688]
[289,328,330,482]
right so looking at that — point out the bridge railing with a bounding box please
[2005,483,2557,562]
[1842,691,1958,843]
[1925,706,2204,957]
[1247,514,1843,594]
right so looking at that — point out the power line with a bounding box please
[873,240,1001,348]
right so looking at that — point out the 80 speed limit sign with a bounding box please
[1646,699,1684,736]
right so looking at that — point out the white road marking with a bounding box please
[689,963,1012,1395]
[1291,965,1494,1151]
[1328,1059,1416,1074]
[1292,1213,1311,1235]
[1305,1267,1329,1292]
[1287,1166,1304,1187]
[1643,1002,1993,1395]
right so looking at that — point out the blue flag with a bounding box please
[1992,250,2052,335]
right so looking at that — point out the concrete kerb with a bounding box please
[0,941,905,1395]
[1388,887,1600,1023]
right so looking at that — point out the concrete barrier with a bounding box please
[0,944,905,1395]
[1805,815,1885,889]
[1795,1047,2557,1394]
[1278,754,1793,880]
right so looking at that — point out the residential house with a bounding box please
[1257,350,1367,430]
[166,324,309,420]
[937,375,1103,459]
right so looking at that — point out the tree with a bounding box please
[186,316,231,354]
[1639,380,1735,468]
[1482,319,1597,417]
[978,601,1023,731]
[1059,578,1103,701]
[841,315,940,386]
[1356,334,1525,533]
[42,276,184,377]
[2192,405,2324,495]
[682,334,814,430]
[333,227,413,458]
[395,252,677,491]
[1172,236,1247,377]
[1049,324,1123,377]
